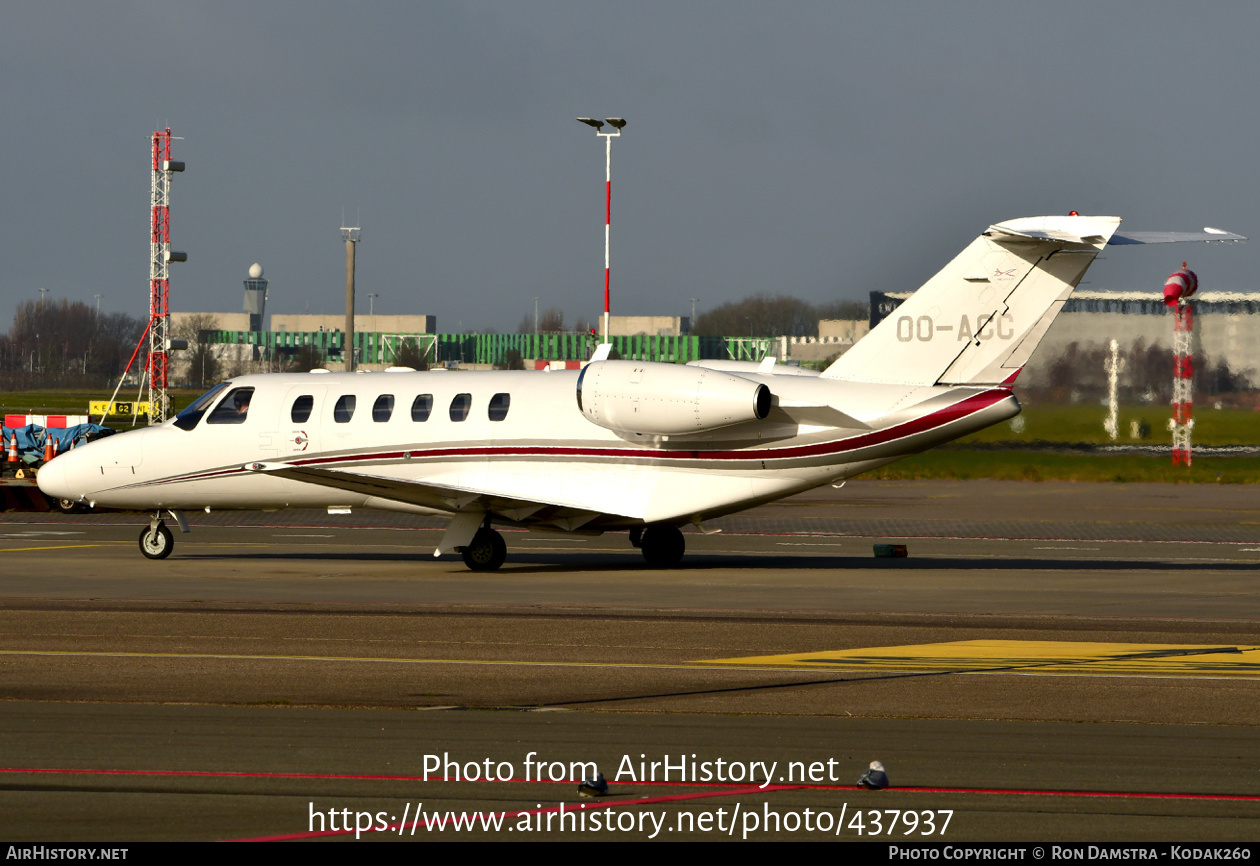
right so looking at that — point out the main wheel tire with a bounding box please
[640,524,685,568]
[139,522,174,560]
[461,528,507,571]
[628,527,644,548]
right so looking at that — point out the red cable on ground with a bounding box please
[1,766,1256,801]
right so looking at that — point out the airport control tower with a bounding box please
[243,263,269,333]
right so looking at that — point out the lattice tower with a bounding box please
[1171,300,1194,466]
[146,129,184,422]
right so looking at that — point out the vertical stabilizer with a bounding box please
[822,215,1120,386]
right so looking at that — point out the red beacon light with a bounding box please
[1068,210,1079,216]
[1163,263,1199,307]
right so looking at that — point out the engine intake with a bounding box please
[576,360,771,436]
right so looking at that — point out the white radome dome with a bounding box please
[248,263,264,279]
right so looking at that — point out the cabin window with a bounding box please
[333,394,356,423]
[449,393,472,422]
[173,382,231,430]
[488,393,510,421]
[205,387,255,425]
[411,394,433,422]
[373,394,395,422]
[291,395,314,423]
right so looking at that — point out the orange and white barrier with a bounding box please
[3,414,88,429]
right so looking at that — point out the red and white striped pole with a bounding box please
[604,132,611,344]
[578,118,625,345]
[1164,264,1198,467]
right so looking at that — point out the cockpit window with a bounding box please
[291,395,314,423]
[334,394,356,423]
[205,387,256,425]
[372,394,395,422]
[173,382,231,431]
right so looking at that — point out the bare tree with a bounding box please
[393,337,430,371]
[174,313,221,389]
[691,294,867,338]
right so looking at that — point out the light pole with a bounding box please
[368,292,379,316]
[533,297,539,335]
[37,287,49,308]
[93,294,103,318]
[576,117,625,344]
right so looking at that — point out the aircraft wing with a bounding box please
[247,461,638,531]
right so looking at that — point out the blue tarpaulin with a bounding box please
[1,423,110,463]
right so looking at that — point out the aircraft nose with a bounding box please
[36,454,71,500]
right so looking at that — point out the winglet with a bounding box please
[756,356,777,375]
[588,344,613,363]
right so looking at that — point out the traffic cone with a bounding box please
[42,436,53,463]
[50,437,59,459]
[7,435,16,463]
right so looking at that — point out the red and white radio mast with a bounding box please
[146,128,186,422]
[1164,264,1197,466]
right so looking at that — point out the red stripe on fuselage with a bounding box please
[127,388,1011,490]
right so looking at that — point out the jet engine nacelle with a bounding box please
[576,360,772,435]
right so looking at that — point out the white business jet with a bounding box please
[37,215,1242,569]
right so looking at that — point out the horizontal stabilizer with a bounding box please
[1109,228,1246,245]
[984,216,1116,246]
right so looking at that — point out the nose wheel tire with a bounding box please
[54,498,84,515]
[461,528,507,571]
[139,522,174,560]
[640,524,685,568]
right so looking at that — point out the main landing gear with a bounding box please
[461,527,507,572]
[631,524,686,568]
[139,518,174,560]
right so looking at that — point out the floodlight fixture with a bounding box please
[576,117,604,130]
[605,118,626,129]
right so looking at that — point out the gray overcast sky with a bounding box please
[1,2,1255,332]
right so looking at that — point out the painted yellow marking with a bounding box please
[698,640,1260,679]
[4,641,1259,680]
[0,544,127,553]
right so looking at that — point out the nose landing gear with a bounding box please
[139,519,174,559]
